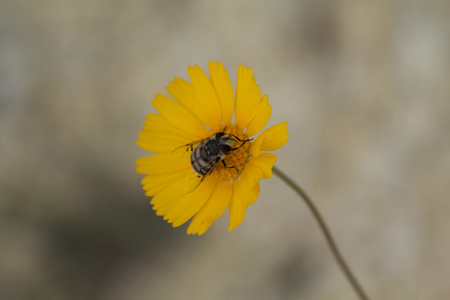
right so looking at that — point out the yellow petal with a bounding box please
[240,159,264,190]
[165,176,217,227]
[196,179,232,224]
[260,121,289,151]
[141,170,188,197]
[249,153,277,179]
[249,122,288,156]
[137,132,183,154]
[186,179,233,235]
[248,135,264,157]
[166,77,218,129]
[240,183,260,208]
[152,93,208,139]
[187,216,212,235]
[188,65,223,128]
[208,61,234,125]
[235,64,262,130]
[137,114,192,154]
[136,154,191,196]
[136,153,190,175]
[229,178,250,232]
[151,176,188,217]
[245,95,271,137]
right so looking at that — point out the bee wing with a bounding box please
[171,138,207,158]
[185,173,207,194]
[185,159,219,193]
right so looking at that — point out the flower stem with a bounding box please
[272,166,369,300]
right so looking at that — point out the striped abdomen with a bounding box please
[190,144,216,175]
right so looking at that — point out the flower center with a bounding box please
[208,124,250,181]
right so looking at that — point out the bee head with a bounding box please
[214,132,235,155]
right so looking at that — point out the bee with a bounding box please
[173,131,251,193]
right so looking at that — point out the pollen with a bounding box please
[208,124,251,181]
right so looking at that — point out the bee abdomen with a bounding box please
[191,147,210,175]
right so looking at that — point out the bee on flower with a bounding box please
[136,61,288,235]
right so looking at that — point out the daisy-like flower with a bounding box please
[136,61,288,235]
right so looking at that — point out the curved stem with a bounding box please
[272,166,369,300]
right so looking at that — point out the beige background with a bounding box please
[1,1,450,299]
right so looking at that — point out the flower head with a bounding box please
[136,61,288,235]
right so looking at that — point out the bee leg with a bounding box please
[222,160,239,171]
[231,140,249,150]
[229,134,253,150]
[229,134,253,143]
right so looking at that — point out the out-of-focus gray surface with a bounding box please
[1,1,450,299]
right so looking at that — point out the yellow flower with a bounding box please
[136,61,288,235]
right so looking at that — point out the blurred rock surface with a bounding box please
[1,1,450,299]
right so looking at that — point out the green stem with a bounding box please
[272,166,369,300]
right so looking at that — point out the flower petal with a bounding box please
[186,180,232,235]
[151,176,189,217]
[188,65,223,128]
[136,153,190,175]
[187,216,212,235]
[235,64,262,130]
[249,122,288,156]
[166,77,218,129]
[152,93,208,139]
[208,61,234,125]
[249,153,277,179]
[246,183,260,207]
[236,163,262,209]
[141,171,188,197]
[165,176,217,227]
[245,95,271,137]
[241,159,263,188]
[196,179,232,224]
[136,153,191,196]
[137,114,193,154]
[229,178,250,232]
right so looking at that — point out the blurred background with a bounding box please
[1,1,450,299]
